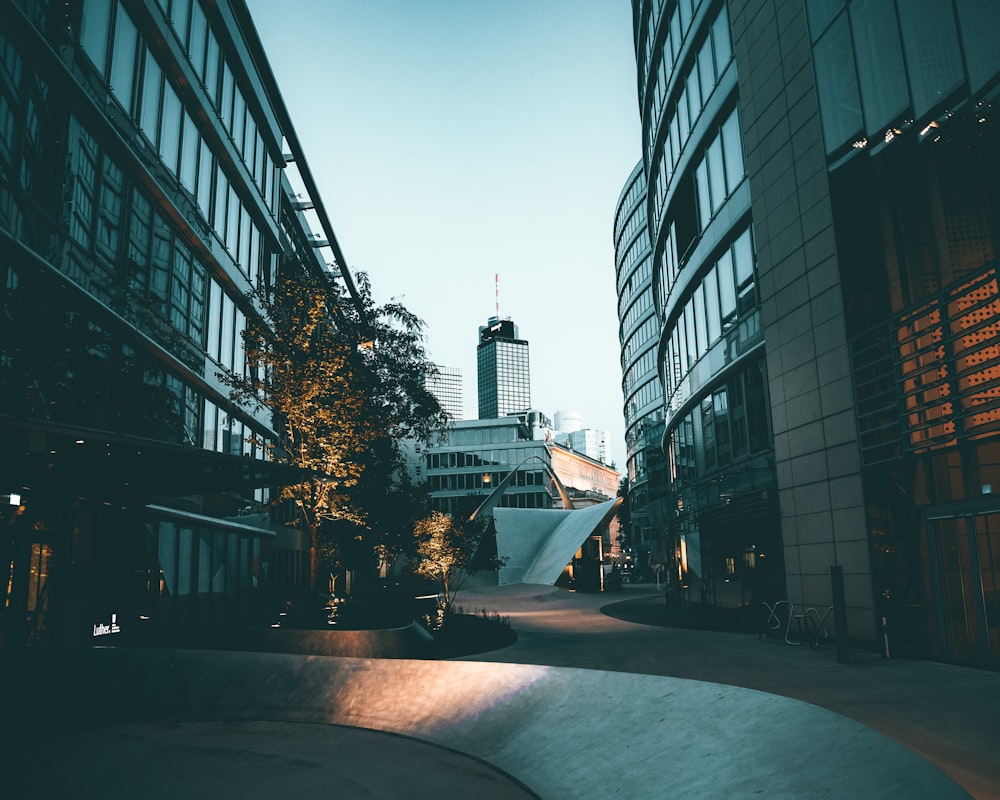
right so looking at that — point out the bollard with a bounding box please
[830,565,850,664]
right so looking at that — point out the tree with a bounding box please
[221,264,447,595]
[413,510,493,611]
[332,271,448,587]
[222,266,370,594]
[615,475,631,552]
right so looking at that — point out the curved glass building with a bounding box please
[614,162,664,578]
[627,0,1000,666]
[630,0,782,613]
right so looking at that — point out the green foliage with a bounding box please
[220,263,447,592]
[616,475,631,549]
[413,510,496,610]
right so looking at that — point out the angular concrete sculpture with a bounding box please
[494,498,621,586]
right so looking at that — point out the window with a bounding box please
[714,388,731,465]
[711,7,732,74]
[150,211,171,309]
[179,111,198,193]
[171,0,192,41]
[219,290,234,369]
[226,185,239,251]
[159,80,182,172]
[698,38,714,104]
[220,62,234,126]
[207,279,222,359]
[733,228,754,286]
[686,68,701,125]
[170,241,192,332]
[702,395,715,471]
[80,0,112,75]
[717,247,736,321]
[95,155,124,263]
[707,135,725,214]
[693,284,708,358]
[849,0,907,136]
[139,51,162,144]
[695,158,711,229]
[232,87,245,143]
[127,189,152,293]
[197,138,212,218]
[188,0,208,77]
[721,111,744,194]
[685,304,697,366]
[110,3,138,110]
[214,163,228,240]
[705,265,721,343]
[205,30,220,100]
[69,119,98,249]
[812,11,863,153]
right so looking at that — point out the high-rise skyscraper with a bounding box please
[426,365,464,421]
[477,317,530,419]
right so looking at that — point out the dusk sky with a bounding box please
[245,0,641,467]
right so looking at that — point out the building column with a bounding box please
[729,0,875,641]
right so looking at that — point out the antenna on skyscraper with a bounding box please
[495,272,500,318]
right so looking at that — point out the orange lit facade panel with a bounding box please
[894,267,1000,453]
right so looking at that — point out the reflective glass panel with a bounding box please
[812,11,863,152]
[850,0,907,136]
[897,0,963,119]
[110,3,137,110]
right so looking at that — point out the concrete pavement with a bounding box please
[1,582,995,798]
[457,582,1000,799]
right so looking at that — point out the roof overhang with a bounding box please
[0,416,308,502]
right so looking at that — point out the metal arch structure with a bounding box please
[467,454,573,523]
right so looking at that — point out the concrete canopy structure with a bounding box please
[494,499,622,586]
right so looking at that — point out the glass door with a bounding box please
[974,514,1000,660]
[928,514,995,665]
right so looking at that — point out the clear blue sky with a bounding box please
[245,0,641,468]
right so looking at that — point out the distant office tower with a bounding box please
[477,317,530,418]
[426,365,464,421]
[553,411,610,465]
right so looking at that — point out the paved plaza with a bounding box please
[1,583,997,799]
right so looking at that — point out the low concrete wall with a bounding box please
[139,620,434,659]
[0,647,968,800]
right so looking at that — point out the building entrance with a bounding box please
[927,512,1000,667]
[1,521,57,647]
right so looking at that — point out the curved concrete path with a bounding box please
[458,583,1000,799]
[0,633,973,799]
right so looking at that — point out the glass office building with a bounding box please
[615,162,668,577]
[631,0,783,618]
[630,0,1000,666]
[426,364,464,422]
[477,317,531,419]
[0,0,359,646]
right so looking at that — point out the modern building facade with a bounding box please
[630,0,783,621]
[614,162,669,576]
[552,410,612,466]
[421,416,619,515]
[419,413,621,589]
[628,0,1000,666]
[0,0,358,646]
[477,316,530,419]
[426,364,464,421]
